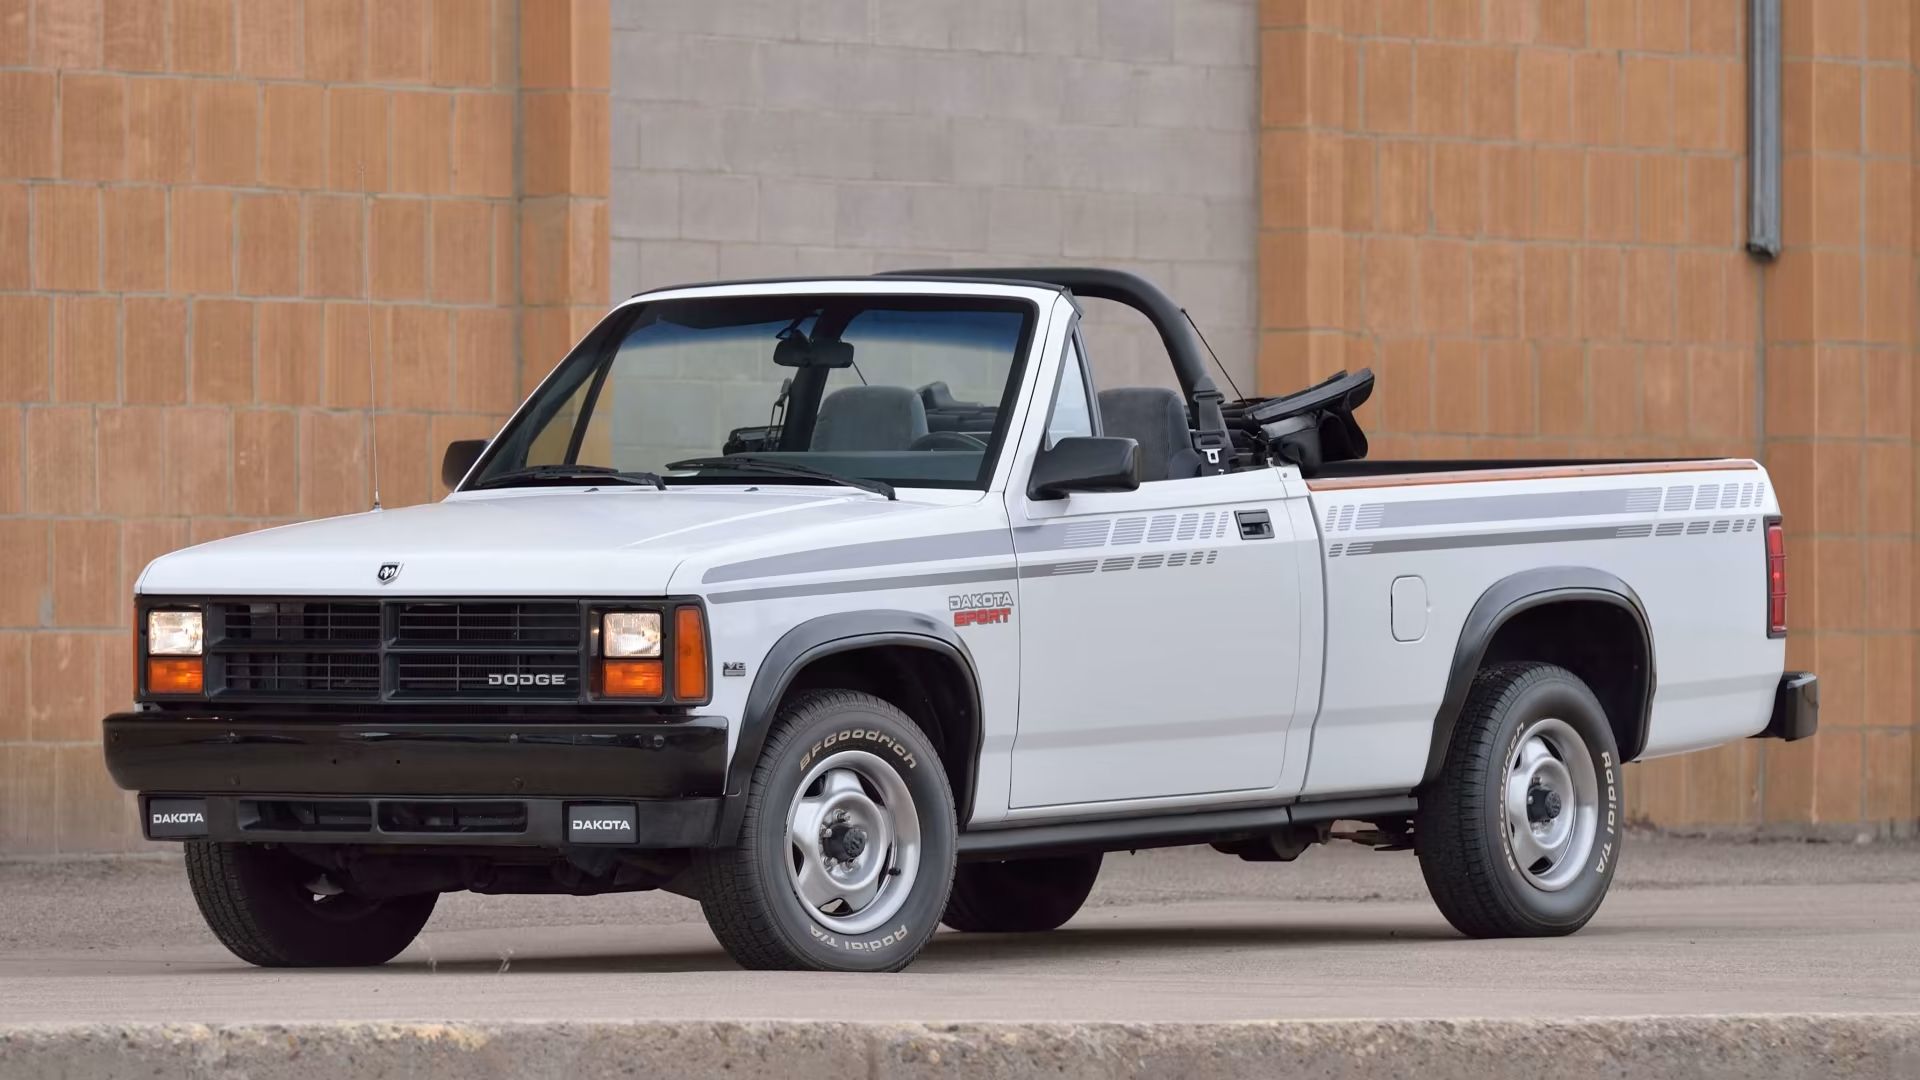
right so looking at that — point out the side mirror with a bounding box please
[1027,436,1139,501]
[441,439,488,489]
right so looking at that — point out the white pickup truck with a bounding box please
[107,269,1816,973]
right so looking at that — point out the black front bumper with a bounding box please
[105,711,728,848]
[1756,671,1819,741]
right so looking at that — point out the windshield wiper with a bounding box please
[666,456,896,500]
[472,464,667,491]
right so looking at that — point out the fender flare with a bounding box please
[1420,566,1656,786]
[712,610,984,844]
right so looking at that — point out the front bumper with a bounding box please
[105,711,727,848]
[1755,671,1819,741]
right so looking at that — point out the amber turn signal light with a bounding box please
[146,657,204,694]
[601,658,664,698]
[675,606,708,701]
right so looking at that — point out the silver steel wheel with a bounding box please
[785,749,922,935]
[1503,717,1599,892]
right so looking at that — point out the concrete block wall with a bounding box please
[608,0,1261,391]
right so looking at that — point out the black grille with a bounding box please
[221,601,381,643]
[392,652,579,699]
[222,651,381,695]
[395,601,579,645]
[204,598,587,702]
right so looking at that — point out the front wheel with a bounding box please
[184,842,437,966]
[1416,662,1622,938]
[696,689,956,971]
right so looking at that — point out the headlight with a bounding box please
[603,612,662,658]
[147,610,204,656]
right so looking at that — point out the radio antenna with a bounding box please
[361,162,382,512]
[1182,307,1245,402]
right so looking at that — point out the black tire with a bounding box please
[1416,662,1622,938]
[943,853,1102,933]
[695,689,956,972]
[184,842,437,967]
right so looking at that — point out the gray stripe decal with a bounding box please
[1012,521,1114,552]
[1357,488,1663,530]
[1346,525,1637,556]
[707,566,1014,604]
[703,529,1012,584]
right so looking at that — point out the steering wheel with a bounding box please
[909,431,988,451]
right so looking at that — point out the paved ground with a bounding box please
[2,834,1917,1025]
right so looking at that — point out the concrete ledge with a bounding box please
[3,1016,1918,1079]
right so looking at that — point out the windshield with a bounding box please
[471,293,1038,492]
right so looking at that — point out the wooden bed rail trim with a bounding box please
[1304,458,1762,492]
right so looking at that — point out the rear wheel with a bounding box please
[943,854,1102,933]
[184,842,437,967]
[1416,662,1622,938]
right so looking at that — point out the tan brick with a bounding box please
[233,409,297,517]
[390,91,452,194]
[55,746,140,853]
[164,405,230,514]
[299,409,369,517]
[1572,53,1622,146]
[98,406,168,515]
[28,632,103,742]
[1482,340,1533,435]
[32,184,100,291]
[1763,249,1814,341]
[521,0,609,89]
[1430,340,1483,433]
[1528,147,1582,240]
[1471,243,1521,339]
[1589,0,1636,49]
[1688,346,1746,439]
[1516,50,1573,144]
[373,410,432,508]
[102,185,166,293]
[369,0,427,81]
[1863,66,1910,159]
[0,72,56,178]
[1864,731,1913,824]
[121,517,188,598]
[169,187,232,295]
[1375,140,1427,233]
[0,295,51,402]
[431,199,492,303]
[50,519,119,629]
[385,306,451,410]
[1362,40,1413,133]
[1670,57,1726,151]
[1421,242,1476,337]
[1624,249,1675,342]
[261,84,327,189]
[1686,157,1737,247]
[0,407,17,514]
[1362,235,1417,334]
[190,299,254,405]
[1863,443,1912,534]
[454,307,517,413]
[1863,0,1909,62]
[328,86,388,191]
[0,184,25,291]
[1622,56,1672,148]
[304,194,365,299]
[451,92,514,197]
[236,194,301,297]
[1414,42,1470,134]
[60,74,125,181]
[370,198,428,300]
[256,302,324,406]
[0,745,59,854]
[125,78,193,183]
[172,0,234,72]
[1813,726,1864,824]
[0,518,47,627]
[26,405,94,514]
[432,0,492,85]
[103,0,165,70]
[304,0,364,81]
[1809,62,1861,153]
[1466,45,1515,140]
[322,302,373,408]
[0,633,24,737]
[1675,251,1724,343]
[492,203,514,302]
[238,0,302,77]
[1588,342,1639,435]
[1582,150,1633,243]
[1636,154,1685,244]
[53,296,117,403]
[1430,142,1479,235]
[30,0,100,67]
[1536,0,1584,44]
[1581,248,1624,340]
[1523,246,1577,340]
[194,81,258,185]
[1812,250,1863,341]
[123,297,187,404]
[1481,144,1529,238]
[1862,253,1908,346]
[1814,344,1864,437]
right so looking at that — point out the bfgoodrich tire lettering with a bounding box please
[1416,662,1622,938]
[184,842,436,967]
[696,689,956,972]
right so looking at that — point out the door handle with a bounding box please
[1236,510,1274,539]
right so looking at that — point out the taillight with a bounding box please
[1765,519,1786,637]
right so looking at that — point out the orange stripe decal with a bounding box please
[1304,458,1761,492]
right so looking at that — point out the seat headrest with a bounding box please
[1097,387,1200,483]
[813,385,929,452]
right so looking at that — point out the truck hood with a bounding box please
[138,488,928,596]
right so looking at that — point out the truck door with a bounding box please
[1003,329,1310,809]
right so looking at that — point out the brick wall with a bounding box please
[1258,0,1915,834]
[0,0,610,854]
[607,0,1259,391]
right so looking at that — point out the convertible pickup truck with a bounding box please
[106,269,1816,972]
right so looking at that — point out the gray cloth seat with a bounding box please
[812,385,929,451]
[1097,387,1202,482]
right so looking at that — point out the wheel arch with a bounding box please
[1421,567,1656,786]
[714,610,983,845]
